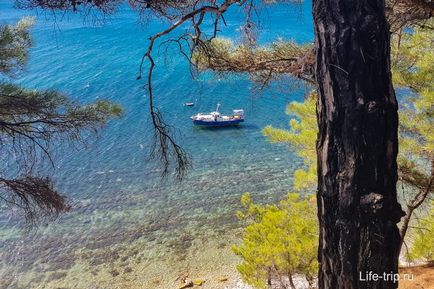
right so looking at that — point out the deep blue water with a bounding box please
[0,1,314,288]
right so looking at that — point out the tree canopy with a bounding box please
[234,192,318,289]
[0,17,33,75]
[407,202,434,262]
[0,18,122,223]
[263,93,317,192]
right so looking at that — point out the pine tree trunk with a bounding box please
[313,1,405,288]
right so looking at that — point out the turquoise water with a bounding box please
[0,2,314,288]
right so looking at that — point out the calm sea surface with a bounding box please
[0,1,314,288]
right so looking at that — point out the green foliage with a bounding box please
[392,22,434,185]
[260,23,434,261]
[192,37,312,74]
[269,40,310,59]
[233,193,318,288]
[0,17,34,75]
[392,22,434,97]
[0,83,122,132]
[407,202,434,261]
[262,26,433,196]
[192,37,234,71]
[236,192,265,222]
[262,93,317,192]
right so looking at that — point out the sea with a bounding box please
[0,1,314,288]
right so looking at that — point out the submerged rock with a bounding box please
[179,278,193,289]
[46,271,67,282]
[151,278,161,285]
[110,269,120,277]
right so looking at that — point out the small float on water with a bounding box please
[184,102,194,107]
[191,104,244,127]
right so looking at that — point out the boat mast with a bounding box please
[216,103,220,113]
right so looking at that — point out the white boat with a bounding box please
[191,104,244,127]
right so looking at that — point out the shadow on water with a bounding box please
[192,124,260,131]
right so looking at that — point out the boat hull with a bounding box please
[193,119,244,126]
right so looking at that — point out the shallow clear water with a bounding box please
[0,1,314,288]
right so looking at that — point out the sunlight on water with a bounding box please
[0,1,313,288]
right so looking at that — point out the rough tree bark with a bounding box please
[313,1,405,289]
